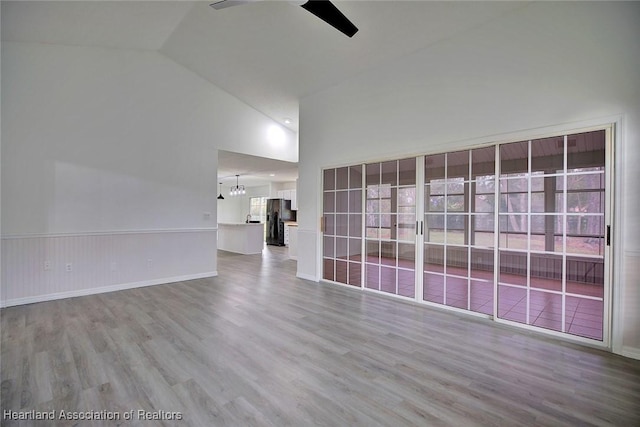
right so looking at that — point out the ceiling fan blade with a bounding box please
[300,1,358,38]
[209,0,259,11]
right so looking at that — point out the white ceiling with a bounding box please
[160,1,527,133]
[218,149,298,187]
[1,0,530,186]
[1,1,194,50]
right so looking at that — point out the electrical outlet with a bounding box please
[44,261,51,271]
[203,212,211,220]
[65,263,73,272]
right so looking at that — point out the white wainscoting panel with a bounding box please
[1,229,217,307]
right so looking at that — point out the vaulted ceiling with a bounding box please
[3,1,535,185]
[2,1,530,133]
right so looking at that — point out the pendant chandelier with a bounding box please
[217,182,224,200]
[229,174,245,196]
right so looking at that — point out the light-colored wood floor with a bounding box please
[2,246,639,426]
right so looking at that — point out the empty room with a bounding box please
[2,1,640,426]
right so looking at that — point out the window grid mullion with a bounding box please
[443,153,448,306]
[562,135,568,333]
[526,140,532,326]
[467,149,472,311]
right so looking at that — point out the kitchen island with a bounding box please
[218,223,264,255]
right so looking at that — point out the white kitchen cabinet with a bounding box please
[283,221,299,246]
[277,190,290,200]
[288,225,298,260]
[277,189,297,210]
[284,223,290,245]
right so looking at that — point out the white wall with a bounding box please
[1,41,296,306]
[297,2,640,356]
[217,195,246,224]
[217,185,271,224]
[2,42,297,235]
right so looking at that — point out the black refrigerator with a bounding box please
[266,198,296,246]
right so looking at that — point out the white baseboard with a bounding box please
[0,272,217,308]
[620,346,640,361]
[296,272,317,282]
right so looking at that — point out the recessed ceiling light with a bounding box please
[283,118,293,125]
[269,174,276,177]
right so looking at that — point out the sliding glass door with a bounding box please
[364,159,417,297]
[422,147,496,314]
[322,166,363,286]
[321,126,611,343]
[497,130,608,340]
